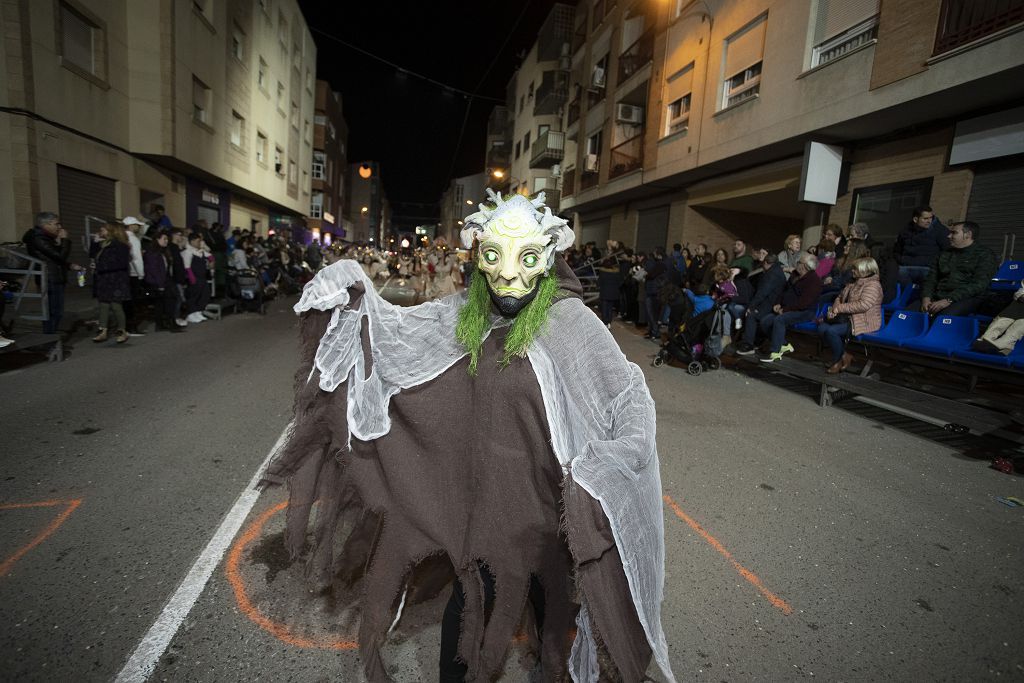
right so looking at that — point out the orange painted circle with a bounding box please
[225,501,358,649]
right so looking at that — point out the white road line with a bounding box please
[114,422,293,683]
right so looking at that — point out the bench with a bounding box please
[203,299,236,320]
[0,333,63,362]
[762,357,1015,438]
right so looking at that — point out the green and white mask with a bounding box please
[460,190,574,317]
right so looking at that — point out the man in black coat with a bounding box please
[21,212,83,334]
[893,206,949,288]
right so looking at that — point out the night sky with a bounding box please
[298,0,562,230]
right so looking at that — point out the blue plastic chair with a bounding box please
[954,338,1024,369]
[990,261,1023,292]
[882,283,918,313]
[900,316,978,357]
[857,310,929,347]
[792,302,829,332]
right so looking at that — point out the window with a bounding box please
[524,132,531,151]
[666,94,691,136]
[276,81,285,112]
[274,145,284,175]
[811,0,879,67]
[192,76,211,125]
[721,14,767,110]
[586,130,603,157]
[663,62,693,137]
[257,58,268,90]
[592,54,609,89]
[723,62,761,108]
[230,111,244,147]
[278,11,288,48]
[290,101,299,129]
[515,141,521,159]
[849,178,933,248]
[935,0,1024,53]
[539,124,550,137]
[311,191,323,218]
[314,113,327,125]
[312,151,325,179]
[256,131,268,164]
[232,23,245,61]
[288,159,297,185]
[59,1,106,81]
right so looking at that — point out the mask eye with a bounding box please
[522,253,539,268]
[483,249,499,264]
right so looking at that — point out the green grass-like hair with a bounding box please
[456,270,561,374]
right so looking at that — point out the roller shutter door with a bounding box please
[56,165,117,268]
[965,162,1024,262]
[578,217,610,250]
[636,206,669,255]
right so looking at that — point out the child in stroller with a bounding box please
[228,267,266,314]
[652,284,727,375]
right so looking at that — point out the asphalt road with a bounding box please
[1,285,1022,682]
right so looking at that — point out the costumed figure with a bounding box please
[261,189,676,683]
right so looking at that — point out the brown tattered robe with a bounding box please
[261,262,651,681]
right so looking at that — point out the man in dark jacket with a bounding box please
[736,253,822,361]
[22,212,83,334]
[642,247,668,339]
[921,221,998,317]
[893,206,949,287]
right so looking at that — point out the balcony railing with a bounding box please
[592,0,605,32]
[617,29,654,83]
[540,189,560,212]
[609,132,643,179]
[486,106,510,138]
[580,164,600,191]
[529,130,565,169]
[534,70,569,116]
[934,0,1024,53]
[486,145,510,171]
[567,97,581,126]
[572,19,587,53]
[562,167,576,197]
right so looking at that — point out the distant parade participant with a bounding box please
[261,190,676,683]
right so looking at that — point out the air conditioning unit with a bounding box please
[551,163,562,178]
[616,103,643,124]
[584,154,599,172]
[591,66,606,89]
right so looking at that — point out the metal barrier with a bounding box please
[0,245,49,322]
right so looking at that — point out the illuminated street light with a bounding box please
[401,238,410,248]
[457,220,463,225]
[466,199,474,205]
[358,164,372,179]
[360,206,369,214]
[492,169,504,179]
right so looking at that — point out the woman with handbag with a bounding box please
[817,257,883,374]
[89,221,132,344]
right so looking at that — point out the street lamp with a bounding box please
[492,169,504,179]
[358,164,372,179]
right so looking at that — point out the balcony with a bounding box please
[539,189,561,212]
[567,97,581,126]
[617,30,654,84]
[562,167,576,197]
[487,106,510,138]
[934,0,1024,53]
[486,144,510,171]
[592,0,605,32]
[609,132,643,179]
[572,20,587,54]
[534,70,570,116]
[537,4,574,61]
[530,130,565,169]
[580,164,600,191]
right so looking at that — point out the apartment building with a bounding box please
[309,81,349,243]
[557,0,1024,259]
[0,0,315,265]
[506,4,576,214]
[439,172,487,245]
[349,161,385,245]
[483,105,512,196]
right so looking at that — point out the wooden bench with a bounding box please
[753,357,1016,438]
[0,333,63,362]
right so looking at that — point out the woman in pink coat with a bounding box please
[816,257,883,373]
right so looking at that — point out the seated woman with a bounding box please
[819,241,871,305]
[971,281,1024,355]
[815,239,837,279]
[817,257,883,374]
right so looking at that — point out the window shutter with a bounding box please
[724,14,767,78]
[665,63,694,103]
[814,0,879,44]
[61,5,94,72]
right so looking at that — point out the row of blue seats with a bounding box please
[991,260,1022,291]
[856,312,1024,369]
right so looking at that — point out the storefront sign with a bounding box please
[323,211,335,225]
[201,190,221,205]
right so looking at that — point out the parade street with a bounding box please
[1,291,1021,682]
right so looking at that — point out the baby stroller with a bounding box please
[228,268,266,314]
[652,302,726,375]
